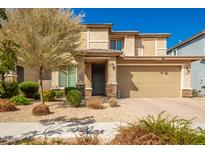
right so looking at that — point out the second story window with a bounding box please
[110,40,123,51]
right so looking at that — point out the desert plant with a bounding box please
[75,136,100,145]
[43,90,55,102]
[86,96,104,109]
[110,124,163,145]
[19,81,39,98]
[9,95,31,105]
[192,89,200,97]
[109,98,119,107]
[137,111,205,145]
[0,81,19,98]
[13,136,100,145]
[64,87,79,96]
[32,104,50,116]
[53,89,64,98]
[0,99,17,112]
[14,138,72,145]
[33,92,40,100]
[66,89,81,107]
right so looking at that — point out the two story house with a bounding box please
[6,24,202,98]
[167,30,205,96]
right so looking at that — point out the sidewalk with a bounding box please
[0,121,125,141]
[1,120,205,142]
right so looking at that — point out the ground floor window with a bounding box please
[59,66,77,87]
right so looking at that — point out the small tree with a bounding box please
[0,9,84,107]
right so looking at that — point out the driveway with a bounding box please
[118,98,205,124]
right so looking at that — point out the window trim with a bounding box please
[58,66,77,88]
[110,39,123,51]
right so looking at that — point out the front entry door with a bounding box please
[92,64,105,96]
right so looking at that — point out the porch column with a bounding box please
[4,71,18,82]
[85,63,92,98]
[181,63,192,97]
[106,57,118,98]
[76,57,85,97]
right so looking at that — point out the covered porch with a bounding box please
[77,49,121,98]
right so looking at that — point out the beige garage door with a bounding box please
[117,66,181,98]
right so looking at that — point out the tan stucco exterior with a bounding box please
[24,67,39,82]
[6,24,202,98]
[86,28,109,49]
[107,57,117,84]
[124,35,136,56]
[85,63,92,89]
[142,38,156,56]
[80,24,169,57]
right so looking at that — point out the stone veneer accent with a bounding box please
[85,88,92,98]
[106,83,117,98]
[182,89,192,97]
[76,83,85,98]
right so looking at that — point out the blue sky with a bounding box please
[73,8,205,48]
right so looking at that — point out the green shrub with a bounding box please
[10,95,31,105]
[19,82,39,98]
[64,87,78,96]
[192,89,200,97]
[43,90,55,102]
[53,89,64,98]
[137,111,205,145]
[33,92,40,100]
[0,81,19,98]
[66,89,81,107]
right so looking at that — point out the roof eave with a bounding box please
[121,55,204,62]
[140,33,171,38]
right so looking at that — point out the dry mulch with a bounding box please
[0,100,132,122]
[1,98,205,122]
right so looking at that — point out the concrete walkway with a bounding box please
[0,121,125,141]
[1,121,205,142]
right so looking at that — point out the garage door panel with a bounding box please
[117,66,181,98]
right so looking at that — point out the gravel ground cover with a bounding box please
[0,98,205,123]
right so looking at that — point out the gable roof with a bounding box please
[168,30,205,52]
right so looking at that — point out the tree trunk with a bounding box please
[39,66,44,104]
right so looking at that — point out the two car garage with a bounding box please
[117,66,181,98]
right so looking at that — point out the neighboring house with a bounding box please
[4,24,203,98]
[167,30,205,96]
